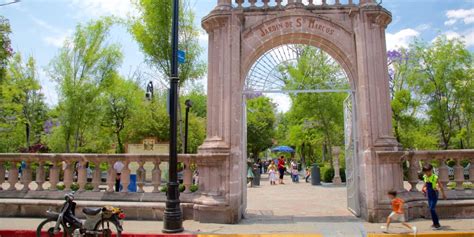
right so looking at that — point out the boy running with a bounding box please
[422,164,446,230]
[382,190,417,235]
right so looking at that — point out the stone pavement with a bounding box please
[0,175,472,236]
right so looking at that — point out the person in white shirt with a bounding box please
[113,161,125,192]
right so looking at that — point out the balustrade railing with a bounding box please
[233,0,360,9]
[0,154,196,194]
[377,150,474,195]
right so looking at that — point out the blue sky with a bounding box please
[1,0,473,109]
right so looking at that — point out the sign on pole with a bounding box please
[178,50,185,64]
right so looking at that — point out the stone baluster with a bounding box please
[308,0,314,7]
[335,0,341,5]
[63,161,73,191]
[359,0,376,6]
[120,161,131,193]
[49,162,59,191]
[407,155,419,192]
[137,161,146,193]
[152,160,162,193]
[322,0,327,5]
[275,0,282,8]
[7,161,18,191]
[454,158,465,190]
[248,0,256,8]
[92,161,101,192]
[262,0,269,8]
[0,161,5,190]
[20,161,32,191]
[183,159,192,193]
[35,161,45,191]
[77,160,87,191]
[438,158,449,190]
[332,147,342,185]
[216,0,232,10]
[106,160,116,192]
[470,158,474,184]
[348,0,353,5]
[235,0,244,8]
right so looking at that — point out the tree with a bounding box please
[281,47,348,165]
[0,53,48,151]
[247,96,276,160]
[48,18,122,152]
[101,75,143,153]
[0,16,12,81]
[130,0,206,85]
[410,36,473,149]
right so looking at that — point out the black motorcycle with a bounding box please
[36,192,125,237]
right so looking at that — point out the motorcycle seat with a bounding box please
[82,207,102,215]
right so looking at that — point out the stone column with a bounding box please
[332,147,342,185]
[36,161,45,191]
[20,161,32,191]
[106,160,115,192]
[359,0,377,6]
[77,160,87,191]
[216,0,232,10]
[7,161,18,191]
[0,161,5,190]
[63,161,73,191]
[49,162,59,191]
[120,160,131,193]
[91,161,101,192]
[152,160,162,193]
[136,161,146,193]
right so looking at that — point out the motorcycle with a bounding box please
[36,192,125,237]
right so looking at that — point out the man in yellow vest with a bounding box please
[422,164,446,230]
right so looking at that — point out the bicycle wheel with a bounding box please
[36,219,67,237]
[94,220,121,237]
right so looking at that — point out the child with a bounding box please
[382,190,417,235]
[268,161,277,185]
[422,164,446,230]
[305,168,311,183]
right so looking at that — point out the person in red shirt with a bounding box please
[277,156,286,184]
[382,190,417,234]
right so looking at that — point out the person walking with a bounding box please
[290,160,299,183]
[268,160,277,185]
[305,167,311,183]
[422,164,446,230]
[113,161,125,192]
[277,156,286,184]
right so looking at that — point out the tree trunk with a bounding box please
[116,131,124,153]
[25,122,30,149]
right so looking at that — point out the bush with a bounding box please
[190,184,198,192]
[321,167,346,183]
[179,184,185,192]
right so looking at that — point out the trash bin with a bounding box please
[128,174,137,192]
[252,167,260,186]
[311,164,321,185]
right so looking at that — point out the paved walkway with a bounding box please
[0,175,473,236]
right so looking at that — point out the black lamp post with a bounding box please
[145,81,153,101]
[184,99,192,154]
[163,0,183,233]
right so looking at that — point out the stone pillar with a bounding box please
[216,0,232,10]
[152,160,162,193]
[332,147,342,185]
[92,161,101,192]
[120,161,130,193]
[49,162,59,191]
[7,161,18,191]
[353,6,398,221]
[63,161,73,191]
[36,161,45,191]
[0,161,5,190]
[20,161,32,191]
[136,161,146,193]
[359,0,377,6]
[77,160,87,191]
[106,160,115,192]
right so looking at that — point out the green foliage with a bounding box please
[247,96,276,160]
[278,47,349,166]
[190,184,198,192]
[0,53,48,152]
[130,0,206,84]
[320,166,346,183]
[48,18,123,153]
[0,16,12,80]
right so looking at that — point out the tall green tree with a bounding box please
[0,53,48,151]
[130,0,206,84]
[247,96,276,160]
[0,16,12,81]
[282,47,348,165]
[101,75,143,153]
[48,18,122,152]
[410,36,473,149]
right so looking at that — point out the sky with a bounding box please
[1,0,473,111]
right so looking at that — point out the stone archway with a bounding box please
[197,0,399,224]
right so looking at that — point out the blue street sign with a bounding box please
[178,50,185,64]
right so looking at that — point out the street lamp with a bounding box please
[163,0,183,233]
[145,81,153,101]
[0,0,20,7]
[184,99,192,154]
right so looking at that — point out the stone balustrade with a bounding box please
[0,153,218,195]
[377,150,474,197]
[232,0,361,9]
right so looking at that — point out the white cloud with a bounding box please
[433,30,474,47]
[386,28,420,50]
[415,23,431,31]
[43,31,73,48]
[444,8,474,25]
[70,0,137,19]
